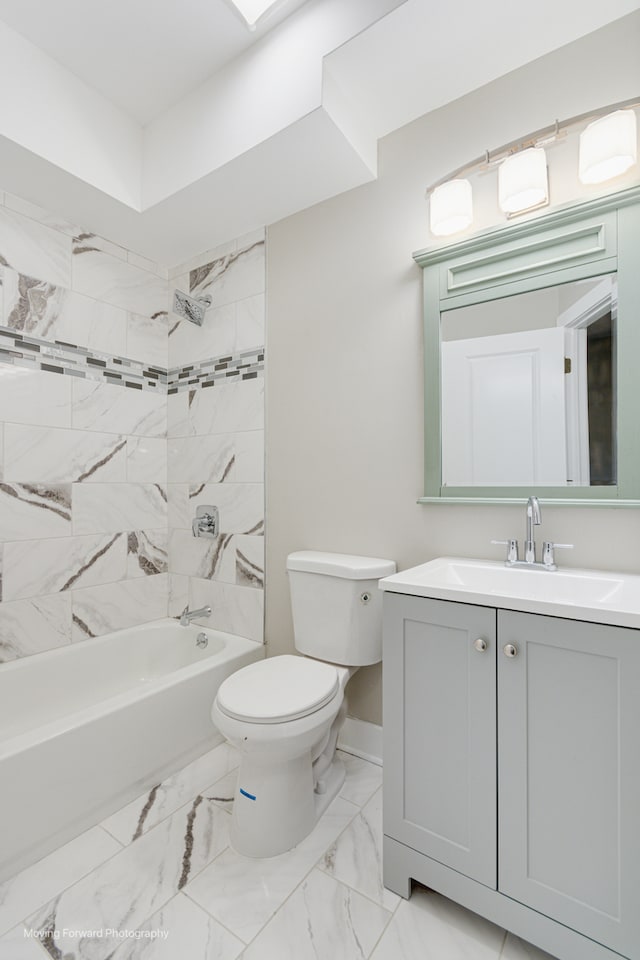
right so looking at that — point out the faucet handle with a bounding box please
[491,539,519,564]
[542,541,574,569]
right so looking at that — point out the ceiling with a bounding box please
[0,0,637,266]
[0,0,312,124]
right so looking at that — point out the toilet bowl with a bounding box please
[211,550,395,858]
[212,655,353,857]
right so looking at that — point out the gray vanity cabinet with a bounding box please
[383,594,497,887]
[497,609,640,959]
[383,593,640,960]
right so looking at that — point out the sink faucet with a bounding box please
[525,496,541,563]
[180,605,212,626]
[491,496,573,571]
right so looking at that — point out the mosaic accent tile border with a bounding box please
[0,326,264,395]
[166,348,264,394]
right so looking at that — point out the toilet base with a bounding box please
[229,753,346,859]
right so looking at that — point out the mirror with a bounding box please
[440,276,617,488]
[414,185,640,504]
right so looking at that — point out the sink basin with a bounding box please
[379,557,640,628]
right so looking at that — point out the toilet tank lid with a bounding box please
[286,551,396,579]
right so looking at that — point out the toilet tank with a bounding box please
[286,551,396,666]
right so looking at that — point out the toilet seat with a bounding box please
[216,655,339,724]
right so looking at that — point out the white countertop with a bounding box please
[379,557,640,629]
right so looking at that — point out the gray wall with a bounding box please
[266,13,640,725]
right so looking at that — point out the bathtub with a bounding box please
[0,619,263,883]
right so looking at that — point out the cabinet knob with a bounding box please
[503,643,518,658]
[474,638,487,652]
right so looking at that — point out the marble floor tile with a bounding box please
[184,795,359,944]
[26,797,232,960]
[0,926,51,959]
[319,788,399,911]
[501,932,559,960]
[202,769,237,810]
[337,751,383,807]
[370,886,506,960]
[242,867,392,960]
[0,827,121,937]
[101,744,239,846]
[110,893,243,960]
[0,747,562,960]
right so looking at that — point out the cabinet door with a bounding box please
[383,594,497,888]
[498,610,640,958]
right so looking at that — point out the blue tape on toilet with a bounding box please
[240,788,256,801]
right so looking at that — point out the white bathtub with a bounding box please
[0,619,263,883]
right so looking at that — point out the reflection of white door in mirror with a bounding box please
[441,328,572,486]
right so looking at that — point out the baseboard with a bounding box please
[337,717,382,766]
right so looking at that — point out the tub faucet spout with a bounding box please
[180,605,212,627]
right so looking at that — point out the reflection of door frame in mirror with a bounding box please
[557,276,617,487]
[414,184,640,506]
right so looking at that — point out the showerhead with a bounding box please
[173,289,212,326]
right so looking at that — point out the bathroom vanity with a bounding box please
[381,559,640,960]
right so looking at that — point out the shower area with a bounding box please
[0,198,266,663]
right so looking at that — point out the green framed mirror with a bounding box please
[414,185,640,506]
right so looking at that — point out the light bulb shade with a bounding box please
[498,148,548,215]
[429,179,473,236]
[579,109,637,185]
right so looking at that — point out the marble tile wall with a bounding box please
[0,193,170,662]
[167,230,266,643]
[0,190,265,662]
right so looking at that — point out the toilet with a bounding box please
[211,550,396,858]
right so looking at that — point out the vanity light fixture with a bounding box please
[429,179,473,236]
[579,109,638,184]
[228,0,282,28]
[498,147,549,216]
[425,99,638,238]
